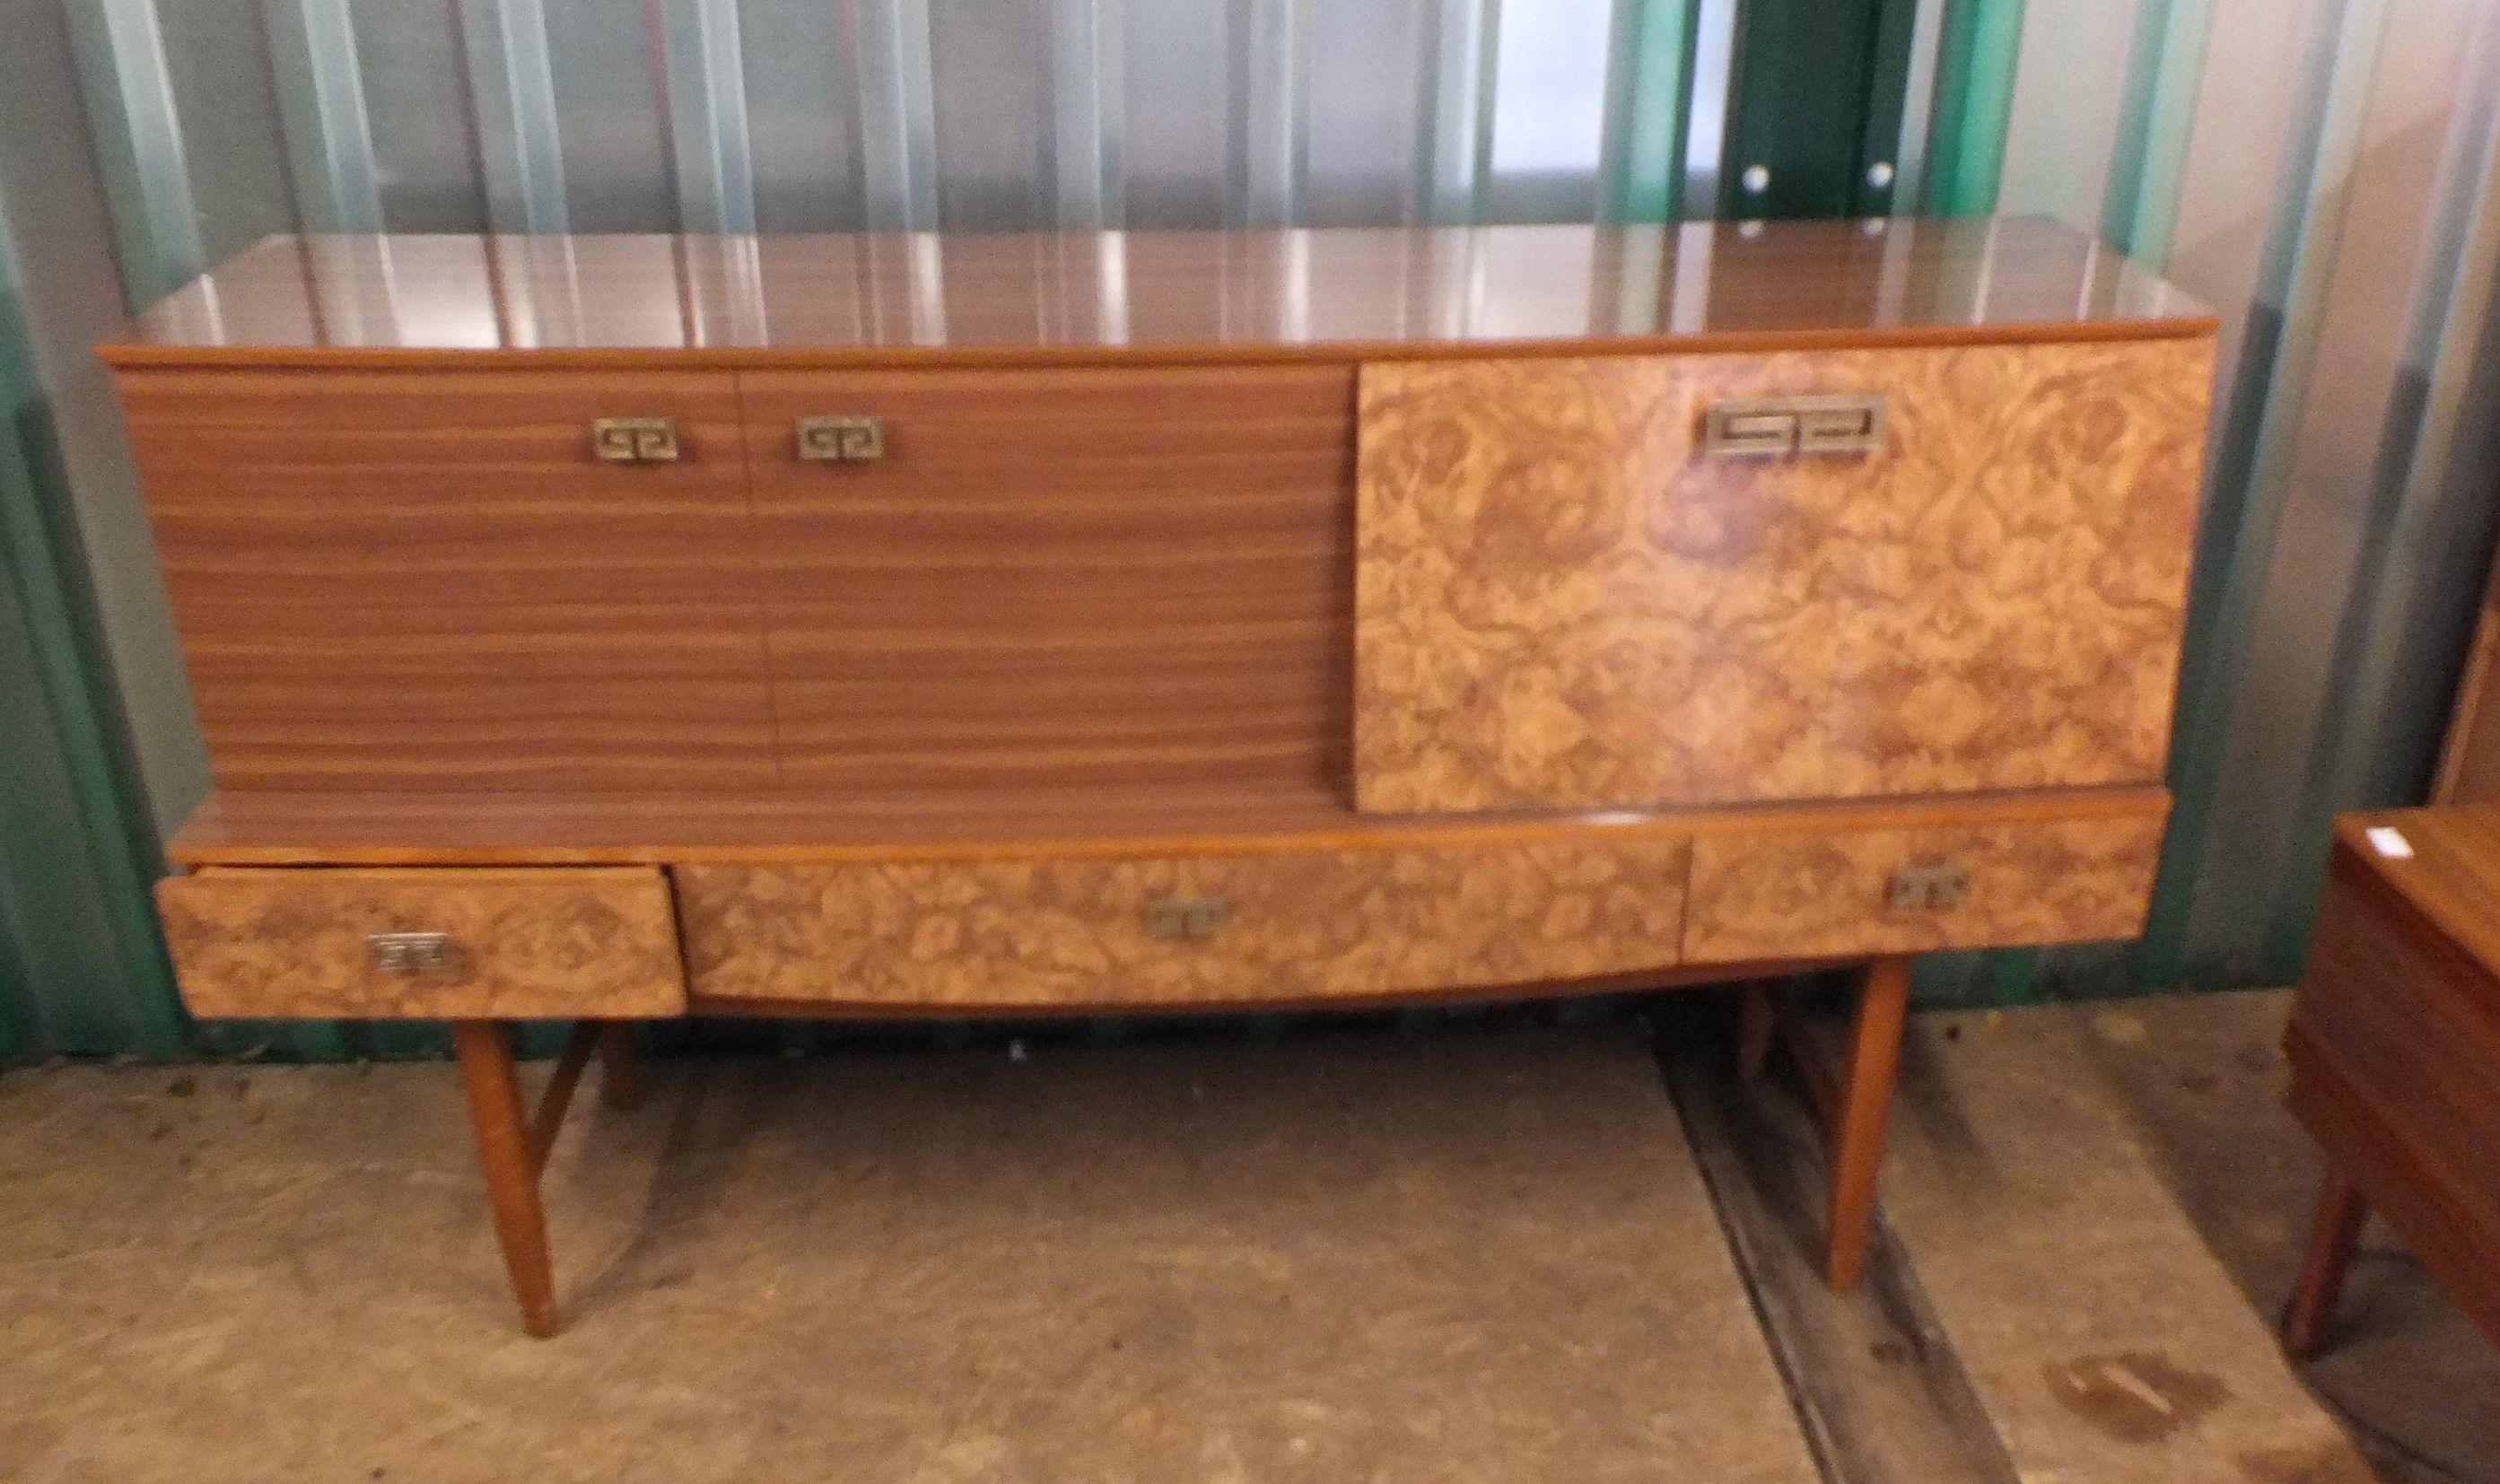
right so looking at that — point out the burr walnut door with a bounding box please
[738,365,1356,793]
[1352,337,2215,814]
[118,368,775,791]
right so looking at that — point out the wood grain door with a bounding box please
[1354,337,2216,813]
[739,365,1356,794]
[121,368,774,791]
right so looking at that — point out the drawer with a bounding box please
[1355,337,2214,813]
[1681,807,2167,964]
[674,834,1689,1008]
[118,367,774,791]
[155,867,686,1019]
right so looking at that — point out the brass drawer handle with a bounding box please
[1142,895,1229,940]
[796,415,885,463]
[1884,865,1971,912]
[1700,396,1885,458]
[367,931,462,975]
[590,417,680,464]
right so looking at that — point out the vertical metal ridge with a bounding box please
[456,0,569,232]
[2141,0,2395,987]
[1919,0,2026,216]
[1889,0,1947,215]
[1414,0,1498,225]
[262,0,385,232]
[1051,0,1124,229]
[62,0,205,302]
[1237,0,1311,228]
[1679,0,1737,220]
[656,0,756,234]
[854,0,939,231]
[2102,0,2217,266]
[1600,0,1696,223]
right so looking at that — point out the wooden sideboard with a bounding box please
[103,218,2216,1336]
[2283,808,2500,1357]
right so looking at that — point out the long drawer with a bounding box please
[156,867,687,1019]
[673,834,1691,1008]
[1681,808,2168,963]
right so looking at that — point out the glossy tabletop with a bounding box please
[106,216,2212,367]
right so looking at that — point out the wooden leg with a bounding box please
[1737,982,1776,1083]
[452,1020,561,1338]
[2284,1166,2370,1359]
[1826,956,1912,1290]
[596,1022,643,1111]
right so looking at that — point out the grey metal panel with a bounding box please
[1485,0,1610,222]
[1306,0,1426,226]
[853,0,940,231]
[1122,0,1231,226]
[928,0,1053,231]
[1050,0,1123,228]
[541,0,674,231]
[350,0,488,231]
[458,0,569,232]
[263,0,384,233]
[656,0,757,233]
[739,0,865,230]
[156,0,301,263]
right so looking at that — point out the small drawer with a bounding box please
[674,834,1689,1008]
[1682,809,2166,964]
[156,866,686,1019]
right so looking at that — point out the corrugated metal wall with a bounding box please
[2,0,2498,1058]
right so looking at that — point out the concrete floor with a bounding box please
[0,991,2492,1482]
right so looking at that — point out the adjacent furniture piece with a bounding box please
[2284,807,2500,1357]
[106,217,2217,1335]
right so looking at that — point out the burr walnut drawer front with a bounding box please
[673,834,1691,1008]
[1680,807,2170,964]
[154,867,687,1019]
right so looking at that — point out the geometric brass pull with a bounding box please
[1884,864,1971,913]
[590,417,681,464]
[1700,395,1886,458]
[367,931,462,975]
[1142,895,1229,941]
[795,415,886,463]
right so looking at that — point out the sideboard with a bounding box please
[103,217,2216,1335]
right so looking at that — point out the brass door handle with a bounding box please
[1142,895,1229,940]
[1884,865,1971,912]
[1700,396,1885,458]
[367,931,462,975]
[590,417,680,464]
[796,415,885,462]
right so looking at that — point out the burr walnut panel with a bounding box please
[1353,338,2215,813]
[155,867,686,1018]
[119,369,775,791]
[673,833,1690,1008]
[739,365,1355,792]
[1680,807,2168,963]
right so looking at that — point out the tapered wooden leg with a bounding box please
[596,1022,642,1111]
[1826,956,1912,1290]
[452,1020,560,1338]
[2284,1166,2370,1359]
[1737,982,1776,1083]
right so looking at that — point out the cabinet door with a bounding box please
[739,365,1354,792]
[1354,337,2215,813]
[122,369,774,791]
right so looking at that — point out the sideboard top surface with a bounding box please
[104,216,2212,369]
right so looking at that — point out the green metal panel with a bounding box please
[1601,0,1698,223]
[0,235,186,1061]
[1918,0,2024,215]
[1719,0,1913,219]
